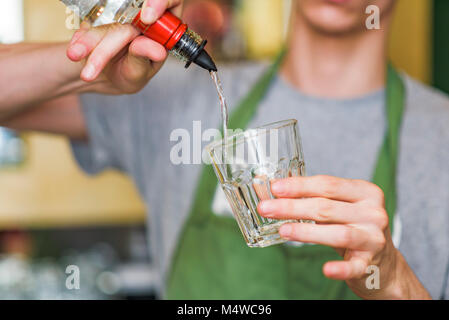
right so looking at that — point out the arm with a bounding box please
[0,95,87,141]
[257,176,432,300]
[0,43,86,120]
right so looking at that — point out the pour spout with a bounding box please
[194,49,218,72]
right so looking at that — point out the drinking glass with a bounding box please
[206,119,307,247]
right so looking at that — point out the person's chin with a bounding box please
[296,0,366,34]
[323,0,353,4]
[300,10,362,36]
[307,19,363,36]
[321,0,363,8]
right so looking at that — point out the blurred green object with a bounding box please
[433,0,449,93]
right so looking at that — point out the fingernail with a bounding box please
[69,33,80,46]
[279,224,292,238]
[258,201,275,217]
[69,43,86,59]
[271,181,285,194]
[326,264,339,275]
[142,7,157,24]
[82,63,96,80]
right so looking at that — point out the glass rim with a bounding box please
[205,119,298,153]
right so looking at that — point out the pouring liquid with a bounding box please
[210,71,229,174]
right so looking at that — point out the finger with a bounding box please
[258,198,386,225]
[141,0,183,24]
[69,22,89,46]
[323,259,368,280]
[67,25,106,62]
[258,198,357,223]
[253,175,272,201]
[67,40,88,62]
[278,223,384,251]
[271,175,384,204]
[128,36,167,62]
[80,25,140,81]
[122,36,168,80]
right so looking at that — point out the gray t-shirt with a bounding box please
[72,59,449,299]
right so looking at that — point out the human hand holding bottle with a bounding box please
[66,0,183,95]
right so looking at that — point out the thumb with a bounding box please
[141,0,183,24]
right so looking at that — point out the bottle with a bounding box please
[60,0,217,71]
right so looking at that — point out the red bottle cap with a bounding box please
[132,11,188,50]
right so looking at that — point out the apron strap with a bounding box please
[372,64,406,233]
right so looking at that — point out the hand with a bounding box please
[257,175,431,300]
[66,0,183,94]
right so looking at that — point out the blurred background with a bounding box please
[0,0,445,299]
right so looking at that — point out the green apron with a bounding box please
[166,54,405,299]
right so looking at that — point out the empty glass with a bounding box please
[206,119,307,247]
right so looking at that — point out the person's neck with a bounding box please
[280,17,390,99]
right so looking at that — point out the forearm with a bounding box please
[355,250,432,300]
[389,250,432,300]
[0,42,92,120]
[0,95,88,141]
